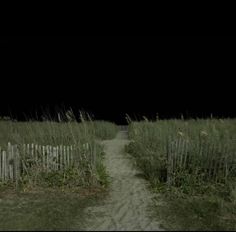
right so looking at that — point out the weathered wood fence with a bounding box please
[167,137,235,186]
[0,142,89,183]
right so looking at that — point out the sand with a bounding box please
[82,130,163,231]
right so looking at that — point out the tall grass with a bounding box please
[92,120,119,140]
[126,118,236,229]
[0,111,118,190]
[127,119,236,188]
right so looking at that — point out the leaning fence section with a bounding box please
[0,142,81,183]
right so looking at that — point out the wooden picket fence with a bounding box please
[166,137,235,186]
[0,142,89,183]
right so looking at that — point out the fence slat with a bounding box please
[14,145,20,184]
[35,144,38,163]
[46,145,50,172]
[0,142,78,185]
[31,143,34,157]
[42,146,45,171]
[63,146,66,169]
[70,145,73,167]
[23,144,26,157]
[38,145,41,168]
[60,145,63,170]
[56,146,59,170]
[67,146,70,167]
[53,147,57,171]
[3,151,7,181]
[9,143,14,181]
[27,144,30,156]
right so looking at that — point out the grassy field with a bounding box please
[0,113,118,188]
[0,186,107,230]
[126,118,236,230]
[4,111,236,230]
[0,112,118,230]
[92,120,119,140]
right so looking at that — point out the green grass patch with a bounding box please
[152,186,236,231]
[0,113,112,190]
[0,187,107,231]
[92,120,119,140]
[126,118,236,230]
[0,112,115,230]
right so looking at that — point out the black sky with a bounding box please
[0,36,235,124]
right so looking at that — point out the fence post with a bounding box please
[27,144,30,157]
[9,143,14,181]
[14,145,20,189]
[7,142,12,181]
[3,151,7,181]
[70,145,73,167]
[56,146,59,170]
[38,145,41,168]
[42,146,45,171]
[50,145,53,171]
[0,142,80,184]
[53,146,56,171]
[35,144,38,163]
[67,146,70,168]
[59,145,63,170]
[63,146,66,169]
[46,145,50,172]
[31,143,34,157]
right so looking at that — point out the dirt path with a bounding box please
[83,130,163,231]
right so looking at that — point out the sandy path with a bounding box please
[83,130,163,231]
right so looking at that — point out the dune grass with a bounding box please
[0,119,118,149]
[0,111,118,190]
[0,111,118,230]
[126,118,236,230]
[92,120,119,140]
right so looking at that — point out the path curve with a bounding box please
[84,130,163,231]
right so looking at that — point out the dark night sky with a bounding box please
[0,36,235,124]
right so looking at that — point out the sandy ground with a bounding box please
[82,130,163,231]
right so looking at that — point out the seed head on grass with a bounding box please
[178,131,184,137]
[200,130,208,136]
